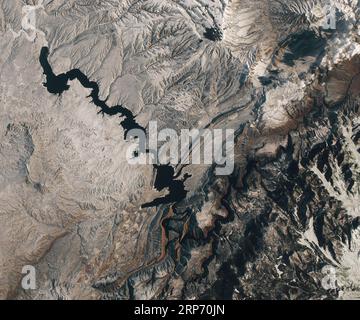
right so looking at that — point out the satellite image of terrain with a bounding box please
[0,0,360,301]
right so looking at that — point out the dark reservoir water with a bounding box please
[39,47,188,208]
